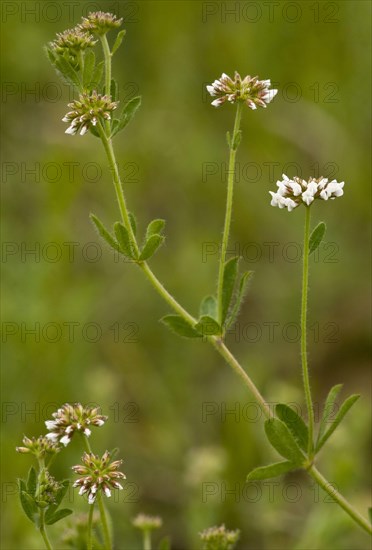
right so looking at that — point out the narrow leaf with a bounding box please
[146,219,166,240]
[111,96,141,137]
[316,394,360,452]
[247,461,295,481]
[139,234,164,261]
[226,271,254,327]
[44,46,57,66]
[26,466,37,496]
[232,130,242,150]
[112,29,127,55]
[221,257,239,324]
[161,315,202,339]
[53,480,69,508]
[316,384,343,447]
[90,214,120,252]
[110,78,118,101]
[276,404,309,452]
[129,212,137,235]
[194,315,221,336]
[45,508,73,525]
[114,222,137,258]
[199,295,218,320]
[19,491,38,524]
[83,49,95,89]
[264,418,305,464]
[309,222,326,255]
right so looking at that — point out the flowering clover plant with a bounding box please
[16,10,371,550]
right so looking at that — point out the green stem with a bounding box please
[301,206,314,457]
[217,102,243,326]
[97,492,112,550]
[87,502,95,550]
[100,34,113,135]
[143,529,151,550]
[39,509,53,550]
[308,465,372,535]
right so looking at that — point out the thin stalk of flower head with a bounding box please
[100,34,113,134]
[308,465,372,535]
[143,529,151,550]
[82,435,112,550]
[96,119,271,420]
[301,206,315,457]
[217,101,243,326]
[87,503,95,550]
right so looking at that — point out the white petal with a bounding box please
[65,125,77,135]
[84,428,91,437]
[104,487,111,497]
[211,99,222,107]
[45,420,57,430]
[60,435,71,446]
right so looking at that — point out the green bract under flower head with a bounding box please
[62,92,118,136]
[49,26,97,55]
[207,72,277,109]
[45,403,108,445]
[72,450,126,504]
[200,525,240,550]
[80,11,123,35]
[16,435,60,458]
[132,513,163,531]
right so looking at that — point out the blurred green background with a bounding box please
[1,1,371,548]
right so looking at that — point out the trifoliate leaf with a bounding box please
[316,384,343,448]
[276,404,309,452]
[226,271,254,328]
[264,418,305,465]
[114,221,137,259]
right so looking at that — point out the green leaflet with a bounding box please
[54,55,81,89]
[19,490,38,524]
[45,508,73,525]
[221,256,239,325]
[316,394,360,452]
[226,271,254,328]
[26,466,37,496]
[90,60,104,89]
[82,49,95,89]
[114,222,137,259]
[129,212,137,235]
[90,214,120,253]
[194,315,221,336]
[111,96,142,137]
[264,418,305,465]
[247,460,296,481]
[161,315,202,339]
[316,384,343,447]
[276,404,309,452]
[140,234,164,261]
[146,219,166,240]
[112,29,127,55]
[309,222,326,255]
[199,295,218,320]
[110,78,118,101]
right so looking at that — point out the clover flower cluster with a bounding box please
[62,91,118,136]
[200,524,240,550]
[207,72,277,109]
[45,403,107,445]
[269,175,345,211]
[72,451,126,504]
[132,513,163,531]
[16,435,60,458]
[80,11,123,34]
[49,27,97,55]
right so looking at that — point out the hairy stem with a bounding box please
[217,102,243,326]
[301,206,315,457]
[39,509,53,550]
[308,465,372,535]
[100,34,113,135]
[97,492,112,550]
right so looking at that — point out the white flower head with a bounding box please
[269,175,345,212]
[207,71,277,110]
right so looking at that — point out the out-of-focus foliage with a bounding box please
[1,1,371,548]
